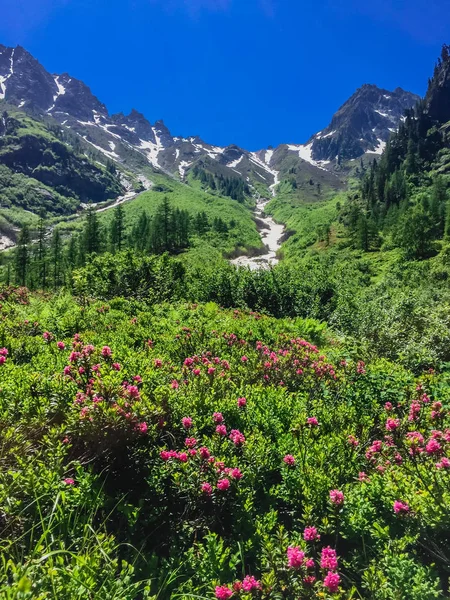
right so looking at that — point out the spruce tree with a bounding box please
[15,225,30,286]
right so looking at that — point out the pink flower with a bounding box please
[305,558,315,569]
[199,447,211,460]
[193,368,201,376]
[287,546,305,568]
[426,439,442,455]
[63,366,71,375]
[63,478,75,485]
[137,422,148,434]
[213,412,224,423]
[241,576,261,592]
[177,452,188,463]
[237,397,247,408]
[201,482,213,495]
[303,576,316,586]
[323,571,341,593]
[185,437,197,448]
[208,367,216,375]
[154,359,163,368]
[303,526,320,542]
[57,341,65,350]
[229,429,245,445]
[230,468,243,480]
[283,454,296,466]
[0,356,6,365]
[217,478,230,491]
[182,417,193,429]
[393,500,410,515]
[329,489,344,505]
[127,385,140,399]
[0,348,8,356]
[386,418,401,431]
[320,547,338,570]
[241,356,248,363]
[171,380,179,389]
[101,346,112,358]
[215,585,233,600]
[216,424,227,436]
[436,457,450,469]
[160,450,171,461]
[112,362,121,371]
[384,402,393,411]
[307,416,319,427]
[347,435,359,447]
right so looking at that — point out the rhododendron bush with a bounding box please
[0,291,448,598]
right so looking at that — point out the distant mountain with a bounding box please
[307,84,421,162]
[0,43,420,202]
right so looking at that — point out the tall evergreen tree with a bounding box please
[14,225,30,286]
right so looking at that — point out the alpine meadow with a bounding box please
[2,25,450,600]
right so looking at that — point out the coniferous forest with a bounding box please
[1,40,450,600]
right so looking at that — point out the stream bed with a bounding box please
[231,198,285,270]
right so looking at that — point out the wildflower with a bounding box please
[305,558,315,568]
[213,412,224,423]
[127,385,140,399]
[393,500,410,514]
[137,422,148,434]
[426,438,442,455]
[303,576,316,586]
[237,397,247,408]
[193,368,201,376]
[101,346,112,358]
[43,331,53,342]
[0,348,8,357]
[384,402,393,411]
[436,457,450,469]
[185,437,197,448]
[63,366,71,375]
[320,547,338,570]
[154,359,163,368]
[182,417,193,429]
[208,367,216,375]
[347,435,359,447]
[0,356,6,365]
[241,356,248,362]
[229,429,245,445]
[329,489,344,505]
[215,585,233,600]
[112,362,121,371]
[303,526,320,542]
[201,482,213,495]
[230,467,243,480]
[199,447,210,460]
[287,546,305,568]
[171,380,179,389]
[386,418,400,431]
[217,478,230,491]
[283,454,296,466]
[358,472,369,482]
[63,478,75,485]
[57,341,65,350]
[307,416,319,427]
[177,452,188,463]
[241,576,261,592]
[216,424,227,436]
[160,450,171,461]
[323,571,341,593]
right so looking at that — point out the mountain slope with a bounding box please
[0,43,419,203]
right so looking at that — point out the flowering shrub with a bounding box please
[0,295,448,599]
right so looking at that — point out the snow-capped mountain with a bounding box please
[306,84,421,162]
[0,44,420,198]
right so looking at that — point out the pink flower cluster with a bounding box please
[0,347,8,366]
[329,489,344,505]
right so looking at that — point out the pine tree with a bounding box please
[14,225,30,286]
[50,229,63,290]
[110,204,126,253]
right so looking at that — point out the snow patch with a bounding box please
[316,130,336,140]
[53,76,67,101]
[178,160,191,179]
[227,155,244,169]
[367,139,386,155]
[0,48,15,100]
[0,234,15,251]
[265,149,274,165]
[249,153,280,196]
[374,109,390,118]
[287,143,330,171]
[82,136,119,159]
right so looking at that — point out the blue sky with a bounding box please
[0,0,448,150]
